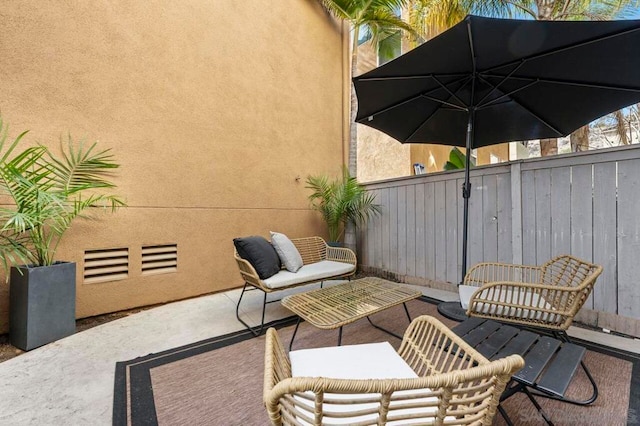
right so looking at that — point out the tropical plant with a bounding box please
[306,169,381,243]
[443,146,475,170]
[0,118,125,271]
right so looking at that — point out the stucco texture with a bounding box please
[0,0,346,331]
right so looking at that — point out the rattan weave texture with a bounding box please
[264,315,524,426]
[464,255,603,331]
[281,277,422,330]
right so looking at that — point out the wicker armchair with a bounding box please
[264,315,524,426]
[463,255,602,332]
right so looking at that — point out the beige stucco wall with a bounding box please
[0,1,347,332]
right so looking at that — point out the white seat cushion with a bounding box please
[262,260,355,289]
[290,342,441,425]
[466,287,559,322]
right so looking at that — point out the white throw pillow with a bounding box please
[270,231,304,273]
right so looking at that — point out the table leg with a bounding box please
[366,302,411,340]
[289,317,302,351]
[338,326,343,346]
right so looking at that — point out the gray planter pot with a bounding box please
[10,262,77,351]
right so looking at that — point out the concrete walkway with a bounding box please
[0,282,637,425]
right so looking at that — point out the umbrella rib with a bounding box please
[475,61,525,107]
[475,75,564,137]
[483,25,640,75]
[431,75,470,109]
[476,75,539,109]
[356,75,471,121]
[354,73,469,82]
[482,74,640,93]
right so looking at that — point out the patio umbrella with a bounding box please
[353,15,640,282]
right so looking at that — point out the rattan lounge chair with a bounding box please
[462,254,602,333]
[461,254,603,405]
[264,315,524,425]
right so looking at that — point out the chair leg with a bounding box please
[235,283,268,337]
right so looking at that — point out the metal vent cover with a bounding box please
[83,248,129,284]
[141,244,177,276]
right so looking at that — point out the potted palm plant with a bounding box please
[0,118,125,350]
[306,168,380,246]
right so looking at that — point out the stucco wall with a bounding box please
[0,0,346,332]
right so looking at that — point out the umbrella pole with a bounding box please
[461,110,474,284]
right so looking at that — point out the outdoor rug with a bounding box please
[113,297,639,426]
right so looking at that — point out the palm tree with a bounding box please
[306,168,381,243]
[318,0,416,252]
[318,0,416,178]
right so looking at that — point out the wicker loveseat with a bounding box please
[234,236,356,336]
[264,315,524,425]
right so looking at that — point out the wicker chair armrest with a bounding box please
[464,261,542,287]
[326,246,357,265]
[264,328,292,408]
[233,251,266,290]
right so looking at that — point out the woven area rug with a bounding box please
[113,297,639,426]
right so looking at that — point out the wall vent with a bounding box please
[142,244,177,276]
[84,248,129,284]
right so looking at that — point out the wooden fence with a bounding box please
[359,144,640,336]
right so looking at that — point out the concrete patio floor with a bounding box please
[0,281,638,425]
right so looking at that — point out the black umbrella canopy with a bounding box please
[353,15,640,282]
[353,15,640,148]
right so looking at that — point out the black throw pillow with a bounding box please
[233,236,281,279]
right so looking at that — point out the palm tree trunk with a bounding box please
[615,109,630,145]
[540,138,558,156]
[570,125,590,152]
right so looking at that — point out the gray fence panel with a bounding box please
[551,167,571,257]
[397,186,407,276]
[381,188,390,271]
[425,182,436,280]
[468,175,485,268]
[390,187,399,274]
[593,162,617,313]
[535,169,552,263]
[360,144,640,321]
[497,173,513,264]
[414,183,426,278]
[571,164,595,309]
[482,174,498,263]
[406,185,416,277]
[617,159,640,317]
[434,181,447,282]
[446,179,459,283]
[521,170,537,265]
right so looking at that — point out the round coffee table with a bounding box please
[437,301,469,322]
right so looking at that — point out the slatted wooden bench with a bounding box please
[451,317,597,425]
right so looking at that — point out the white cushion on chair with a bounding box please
[263,260,355,289]
[291,342,417,380]
[290,342,441,425]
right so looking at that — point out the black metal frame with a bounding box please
[288,302,412,351]
[235,281,328,337]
